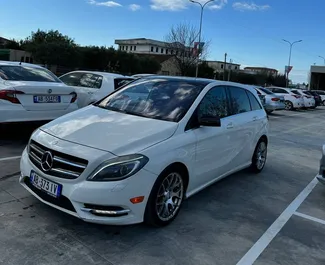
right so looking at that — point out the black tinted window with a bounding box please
[198,86,229,119]
[60,72,103,89]
[273,88,288,94]
[229,86,251,114]
[247,91,262,110]
[259,87,273,95]
[0,65,60,82]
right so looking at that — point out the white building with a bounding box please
[206,60,240,72]
[309,65,325,90]
[115,38,193,57]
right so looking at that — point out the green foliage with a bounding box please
[2,39,23,50]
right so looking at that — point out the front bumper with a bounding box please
[19,148,158,225]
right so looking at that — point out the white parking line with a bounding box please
[0,156,21,162]
[294,212,325,226]
[236,177,318,265]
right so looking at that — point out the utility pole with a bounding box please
[228,59,232,81]
[224,53,227,81]
[282,39,302,87]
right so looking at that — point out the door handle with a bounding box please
[253,116,258,121]
[226,123,234,129]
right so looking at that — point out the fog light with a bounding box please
[130,196,144,204]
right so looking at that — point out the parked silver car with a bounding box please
[317,145,325,184]
[255,87,285,114]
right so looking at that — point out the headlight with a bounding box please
[87,154,149,181]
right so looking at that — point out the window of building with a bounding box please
[176,72,181,76]
[171,50,174,55]
[221,64,224,69]
[228,86,251,115]
[247,91,262,110]
[134,46,136,51]
[198,86,229,119]
[156,47,159,53]
[151,46,154,52]
[166,49,168,54]
[235,66,238,70]
[20,56,24,62]
[162,71,169,75]
[130,46,133,51]
[30,58,33,64]
[25,57,30,63]
[126,46,128,51]
[161,48,164,54]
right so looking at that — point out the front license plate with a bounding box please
[33,95,61,103]
[30,171,62,198]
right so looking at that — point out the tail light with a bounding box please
[271,98,280,101]
[0,90,25,104]
[293,95,300,99]
[70,92,77,103]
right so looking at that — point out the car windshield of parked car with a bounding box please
[97,78,207,122]
[0,65,61,82]
[260,87,273,95]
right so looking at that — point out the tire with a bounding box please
[144,167,185,227]
[250,139,267,173]
[284,100,293,110]
[323,100,325,106]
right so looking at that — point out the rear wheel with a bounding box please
[323,100,325,106]
[144,168,185,227]
[250,139,267,173]
[285,100,293,110]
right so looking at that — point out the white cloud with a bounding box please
[232,2,270,11]
[88,0,122,7]
[129,4,141,11]
[150,0,187,11]
[209,0,228,10]
[150,0,227,11]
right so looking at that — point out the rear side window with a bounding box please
[198,86,229,119]
[228,86,251,114]
[273,88,288,94]
[247,91,262,110]
[259,87,273,95]
[60,72,103,89]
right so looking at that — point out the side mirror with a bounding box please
[198,115,221,127]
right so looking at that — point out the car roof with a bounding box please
[64,70,130,79]
[0,61,45,69]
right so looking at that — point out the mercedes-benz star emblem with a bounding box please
[48,89,52,94]
[41,151,53,172]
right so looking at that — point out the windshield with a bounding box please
[97,78,207,122]
[0,65,61,82]
[259,87,273,95]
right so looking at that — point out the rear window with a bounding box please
[60,72,103,89]
[291,90,301,95]
[0,65,60,82]
[259,87,273,95]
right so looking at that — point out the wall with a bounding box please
[158,57,180,76]
[9,50,33,62]
[207,61,240,72]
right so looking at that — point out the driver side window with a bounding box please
[198,86,229,119]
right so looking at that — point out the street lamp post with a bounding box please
[190,0,214,78]
[282,39,302,87]
[319,56,325,65]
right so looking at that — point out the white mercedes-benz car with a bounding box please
[59,71,134,108]
[0,61,78,123]
[20,77,268,226]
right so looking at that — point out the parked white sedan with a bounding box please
[20,77,268,226]
[0,61,78,123]
[267,86,304,110]
[291,89,315,109]
[59,71,134,108]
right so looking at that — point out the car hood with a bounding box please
[40,105,178,155]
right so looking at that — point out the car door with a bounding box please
[60,72,103,108]
[225,86,258,168]
[191,85,234,187]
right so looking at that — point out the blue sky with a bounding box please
[1,0,324,83]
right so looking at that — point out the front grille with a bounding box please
[28,140,88,179]
[24,177,76,212]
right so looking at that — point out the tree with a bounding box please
[165,23,209,76]
[22,29,80,66]
[2,39,22,50]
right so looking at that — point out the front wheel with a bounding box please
[285,100,293,110]
[250,139,267,173]
[144,169,185,227]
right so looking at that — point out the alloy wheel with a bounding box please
[256,142,267,170]
[155,172,184,222]
[285,101,292,110]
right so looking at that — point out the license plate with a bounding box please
[30,171,62,198]
[34,95,61,103]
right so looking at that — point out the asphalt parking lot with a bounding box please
[1,108,325,265]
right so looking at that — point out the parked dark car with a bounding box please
[303,90,322,106]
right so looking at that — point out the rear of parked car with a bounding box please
[312,90,325,105]
[255,87,285,113]
[304,90,322,107]
[267,87,304,110]
[317,145,325,185]
[291,89,315,109]
[0,62,78,123]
